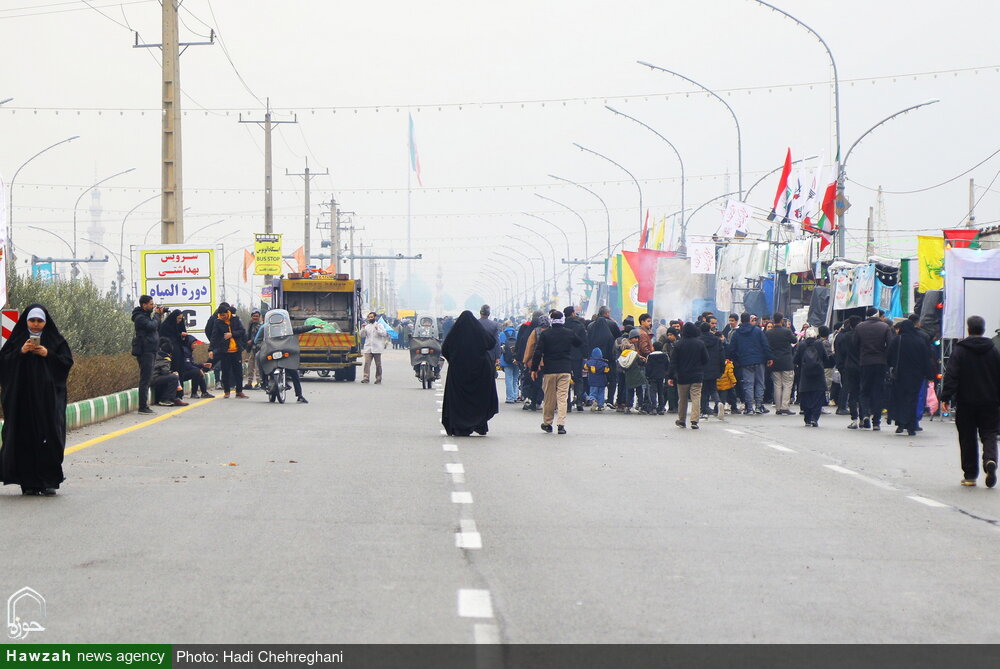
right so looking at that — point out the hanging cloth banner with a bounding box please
[917,235,945,291]
[855,263,876,307]
[688,242,716,274]
[943,248,1000,338]
[720,200,752,238]
[621,249,677,304]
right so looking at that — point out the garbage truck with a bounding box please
[272,272,362,381]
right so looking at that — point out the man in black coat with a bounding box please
[516,311,543,408]
[698,321,725,419]
[531,310,583,434]
[668,322,709,429]
[131,295,164,414]
[940,315,1000,487]
[765,311,797,415]
[835,315,863,428]
[564,306,589,412]
[587,306,620,406]
[853,307,893,430]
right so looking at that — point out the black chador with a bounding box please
[441,311,499,437]
[0,304,74,495]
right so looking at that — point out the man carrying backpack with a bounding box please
[499,326,520,404]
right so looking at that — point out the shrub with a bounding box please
[6,275,132,356]
[66,353,138,404]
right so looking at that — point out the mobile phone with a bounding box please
[29,333,41,345]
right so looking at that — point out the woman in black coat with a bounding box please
[794,330,829,427]
[441,311,499,436]
[886,319,933,436]
[158,309,188,372]
[0,304,74,495]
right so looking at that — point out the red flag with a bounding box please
[241,249,253,283]
[943,229,980,249]
[768,148,792,221]
[639,209,651,249]
[622,249,677,304]
[820,181,836,227]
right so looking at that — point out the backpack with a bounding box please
[801,343,823,375]
[501,338,517,365]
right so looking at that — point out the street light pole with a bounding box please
[573,143,643,233]
[504,236,546,303]
[8,135,80,272]
[547,174,612,283]
[513,223,559,300]
[119,193,160,292]
[74,167,136,256]
[496,249,535,305]
[522,211,573,303]
[605,105,687,250]
[637,61,742,199]
[83,237,127,300]
[747,0,841,253]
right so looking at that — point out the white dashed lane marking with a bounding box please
[458,589,494,618]
[907,495,950,508]
[823,464,897,491]
[455,531,483,549]
[445,463,465,474]
[724,428,745,435]
[765,443,796,453]
[443,443,458,452]
[451,491,473,504]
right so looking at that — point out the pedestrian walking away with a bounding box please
[361,312,389,384]
[836,315,863,428]
[531,309,583,434]
[441,311,499,436]
[854,307,893,430]
[0,304,74,496]
[477,304,502,370]
[585,347,611,411]
[886,318,934,436]
[668,322,708,429]
[940,315,1000,487]
[131,295,164,414]
[794,328,829,427]
[726,312,773,415]
[766,311,797,415]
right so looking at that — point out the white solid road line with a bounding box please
[451,491,473,504]
[458,589,494,618]
[474,623,501,644]
[724,428,745,435]
[907,495,950,508]
[765,443,796,453]
[445,463,465,474]
[443,443,458,452]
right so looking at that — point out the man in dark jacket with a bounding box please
[516,311,543,409]
[131,295,164,414]
[854,307,893,430]
[836,315,863,428]
[564,306,589,412]
[668,322,709,429]
[587,306,621,407]
[940,315,1000,487]
[531,310,583,434]
[698,321,725,419]
[209,302,249,398]
[726,312,773,415]
[765,311,798,415]
[477,304,501,366]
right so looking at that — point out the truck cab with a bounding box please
[273,273,362,381]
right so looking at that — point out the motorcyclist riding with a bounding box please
[254,309,319,403]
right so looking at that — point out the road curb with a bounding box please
[1,371,217,434]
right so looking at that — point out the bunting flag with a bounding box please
[801,163,823,232]
[767,148,792,222]
[408,113,423,186]
[293,246,306,272]
[638,209,651,249]
[653,216,666,251]
[943,229,981,249]
[917,235,945,291]
[622,249,677,304]
[241,249,254,283]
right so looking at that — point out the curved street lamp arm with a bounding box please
[843,100,940,169]
[534,192,589,258]
[573,142,643,232]
[636,61,741,197]
[119,193,161,262]
[547,174,612,264]
[521,211,571,258]
[605,104,686,233]
[74,167,136,255]
[27,225,74,256]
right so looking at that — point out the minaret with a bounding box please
[87,186,107,291]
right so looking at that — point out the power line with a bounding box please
[0,0,154,20]
[849,147,1000,194]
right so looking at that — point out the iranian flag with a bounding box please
[801,162,822,232]
[811,177,838,251]
[767,148,793,222]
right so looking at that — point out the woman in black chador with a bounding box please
[0,304,74,496]
[441,311,499,437]
[886,318,934,436]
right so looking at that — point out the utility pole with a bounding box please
[968,178,976,228]
[134,2,213,244]
[240,99,297,292]
[286,158,328,266]
[865,205,875,258]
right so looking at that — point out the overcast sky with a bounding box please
[3,0,999,309]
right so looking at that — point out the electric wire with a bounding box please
[848,147,1000,194]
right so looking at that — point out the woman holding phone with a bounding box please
[0,304,74,496]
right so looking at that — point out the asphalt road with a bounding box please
[2,349,998,643]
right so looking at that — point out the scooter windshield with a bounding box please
[413,314,439,339]
[263,309,294,338]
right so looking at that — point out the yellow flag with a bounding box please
[619,252,648,322]
[917,235,944,292]
[653,217,666,251]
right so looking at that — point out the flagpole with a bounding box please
[406,129,411,308]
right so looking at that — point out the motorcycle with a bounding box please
[409,314,442,390]
[256,309,301,404]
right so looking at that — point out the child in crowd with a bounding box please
[584,348,610,412]
[716,356,739,418]
[645,340,670,415]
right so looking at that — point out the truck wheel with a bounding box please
[318,370,331,378]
